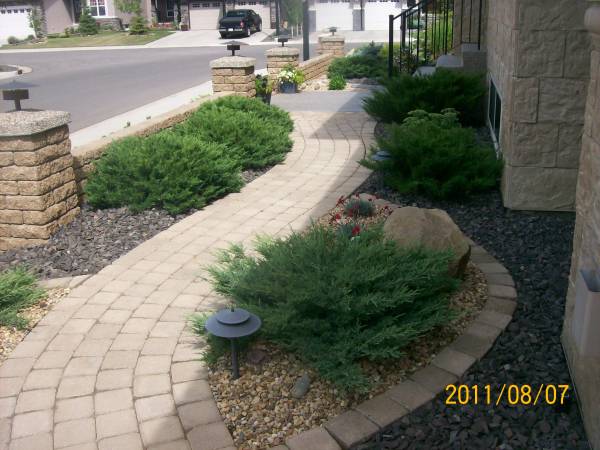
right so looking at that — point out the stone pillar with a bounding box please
[317,35,345,57]
[489,0,590,211]
[562,4,600,449]
[0,110,80,251]
[266,47,300,82]
[210,57,256,97]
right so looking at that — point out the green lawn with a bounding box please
[2,30,173,49]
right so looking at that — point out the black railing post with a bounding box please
[459,0,463,44]
[416,5,421,63]
[443,0,448,53]
[424,2,428,63]
[389,14,394,77]
[477,0,482,50]
[468,0,472,42]
[401,13,407,72]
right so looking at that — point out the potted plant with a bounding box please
[255,74,273,105]
[277,64,305,94]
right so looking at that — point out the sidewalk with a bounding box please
[0,109,375,450]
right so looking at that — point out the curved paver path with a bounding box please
[0,111,375,450]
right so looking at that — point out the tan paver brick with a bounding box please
[171,361,208,384]
[177,400,221,431]
[8,432,53,450]
[135,394,176,421]
[23,369,62,391]
[172,380,212,406]
[74,304,109,319]
[0,378,24,398]
[161,308,194,322]
[111,333,147,351]
[54,417,96,448]
[88,324,122,340]
[148,439,191,450]
[55,396,94,422]
[48,334,85,351]
[150,322,185,338]
[324,410,379,449]
[0,397,15,419]
[60,318,96,334]
[140,416,184,447]
[64,357,103,376]
[15,389,55,414]
[286,427,341,450]
[101,351,139,370]
[432,348,477,377]
[187,421,234,450]
[141,338,177,356]
[135,356,171,375]
[98,432,144,450]
[96,369,133,391]
[57,376,96,399]
[0,358,35,377]
[112,296,147,311]
[172,343,201,362]
[122,318,157,335]
[88,291,121,305]
[96,409,138,440]
[75,339,112,357]
[7,340,48,359]
[11,409,53,438]
[95,388,134,414]
[101,309,133,324]
[133,304,167,319]
[355,394,408,428]
[134,374,171,397]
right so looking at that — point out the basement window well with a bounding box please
[488,79,501,145]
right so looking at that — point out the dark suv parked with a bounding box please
[219,9,262,38]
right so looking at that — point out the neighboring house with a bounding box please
[308,0,407,32]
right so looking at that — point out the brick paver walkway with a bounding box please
[0,111,375,450]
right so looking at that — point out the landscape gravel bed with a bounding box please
[353,173,588,450]
[0,166,272,279]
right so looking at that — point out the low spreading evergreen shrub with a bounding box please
[174,97,293,169]
[0,268,45,328]
[327,54,386,80]
[371,109,502,200]
[206,225,458,392]
[363,69,486,127]
[86,133,243,214]
[85,97,293,214]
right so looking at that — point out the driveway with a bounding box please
[146,29,275,48]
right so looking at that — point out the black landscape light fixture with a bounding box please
[329,26,337,36]
[278,35,289,47]
[2,88,28,111]
[224,40,245,56]
[205,307,261,379]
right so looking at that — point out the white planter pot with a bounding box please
[572,269,600,358]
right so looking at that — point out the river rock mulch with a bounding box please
[206,199,487,450]
[0,167,272,279]
[353,173,588,450]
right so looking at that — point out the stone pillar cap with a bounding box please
[585,4,600,35]
[266,47,300,56]
[0,110,70,137]
[210,56,257,69]
[318,35,345,42]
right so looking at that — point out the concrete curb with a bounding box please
[267,194,517,450]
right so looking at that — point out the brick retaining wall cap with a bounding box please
[210,56,257,69]
[318,35,345,43]
[266,47,300,57]
[0,111,70,137]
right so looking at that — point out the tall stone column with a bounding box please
[210,57,256,97]
[266,47,300,82]
[317,35,345,57]
[0,110,80,251]
[562,3,600,449]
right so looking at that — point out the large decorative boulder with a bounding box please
[383,207,471,278]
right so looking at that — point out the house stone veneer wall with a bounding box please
[563,4,600,449]
[486,0,589,211]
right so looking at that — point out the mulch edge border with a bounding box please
[269,193,517,450]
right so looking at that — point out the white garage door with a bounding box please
[236,1,269,27]
[190,2,222,29]
[0,5,35,45]
[315,0,353,31]
[364,0,404,30]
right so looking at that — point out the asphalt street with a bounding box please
[0,43,325,131]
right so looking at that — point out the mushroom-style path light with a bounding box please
[224,40,246,56]
[278,35,290,47]
[205,307,261,379]
[329,26,338,36]
[1,80,36,111]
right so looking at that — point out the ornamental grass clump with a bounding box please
[207,224,458,392]
[344,197,375,218]
[370,109,502,200]
[0,267,45,328]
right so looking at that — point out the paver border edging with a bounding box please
[267,194,517,450]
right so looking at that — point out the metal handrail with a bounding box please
[387,0,483,77]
